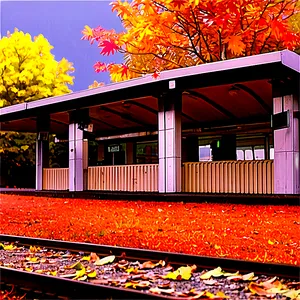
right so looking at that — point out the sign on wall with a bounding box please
[108,145,120,153]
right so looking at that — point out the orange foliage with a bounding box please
[0,194,299,265]
[82,0,300,83]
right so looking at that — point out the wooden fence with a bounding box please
[42,160,274,194]
[182,160,274,194]
[88,164,159,192]
[42,168,69,190]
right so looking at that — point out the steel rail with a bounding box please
[0,234,299,299]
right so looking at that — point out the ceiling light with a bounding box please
[228,85,240,96]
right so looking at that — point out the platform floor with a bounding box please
[0,188,299,205]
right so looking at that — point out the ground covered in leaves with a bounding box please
[0,194,299,265]
[0,243,299,299]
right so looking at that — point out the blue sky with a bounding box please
[1,1,124,91]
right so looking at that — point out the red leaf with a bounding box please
[99,40,119,56]
[171,0,186,9]
[120,64,129,77]
[93,62,107,73]
[152,71,160,79]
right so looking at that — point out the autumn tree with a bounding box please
[0,29,74,106]
[0,29,74,187]
[82,0,300,83]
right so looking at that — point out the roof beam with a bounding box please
[129,100,197,123]
[234,84,271,113]
[100,106,150,127]
[89,116,120,129]
[186,90,237,120]
[129,101,158,115]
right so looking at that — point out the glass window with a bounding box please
[199,145,212,161]
[254,148,265,160]
[270,148,274,160]
[245,149,253,160]
[136,142,158,164]
[236,150,244,160]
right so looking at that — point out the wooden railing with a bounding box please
[88,164,159,192]
[182,160,274,194]
[43,168,69,191]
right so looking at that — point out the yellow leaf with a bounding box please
[87,270,97,278]
[242,272,255,281]
[0,243,16,250]
[164,265,197,280]
[268,240,275,245]
[29,245,40,253]
[81,255,91,261]
[50,271,57,276]
[200,267,223,279]
[282,289,300,299]
[77,275,87,281]
[94,255,115,266]
[69,261,84,270]
[200,267,238,280]
[216,291,230,298]
[74,267,86,280]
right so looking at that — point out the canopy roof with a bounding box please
[0,50,299,137]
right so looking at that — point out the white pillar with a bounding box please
[273,94,300,194]
[36,117,49,191]
[69,123,84,191]
[158,93,182,193]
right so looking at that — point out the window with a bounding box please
[245,149,253,160]
[254,147,265,160]
[136,142,158,164]
[236,150,244,160]
[199,145,212,161]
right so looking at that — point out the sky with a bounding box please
[0,0,124,91]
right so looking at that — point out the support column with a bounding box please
[69,123,84,191]
[69,110,89,191]
[158,92,182,193]
[264,134,270,160]
[273,94,300,194]
[36,116,49,191]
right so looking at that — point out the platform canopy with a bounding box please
[0,50,299,138]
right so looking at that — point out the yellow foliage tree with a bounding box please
[0,29,74,187]
[0,29,74,107]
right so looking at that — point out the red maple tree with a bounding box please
[82,0,300,83]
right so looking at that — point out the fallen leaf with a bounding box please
[164,265,197,280]
[200,267,223,279]
[90,252,100,262]
[87,270,97,278]
[140,260,165,269]
[69,261,84,270]
[203,279,218,285]
[74,267,86,280]
[0,243,16,251]
[149,287,175,294]
[77,275,87,281]
[94,255,115,266]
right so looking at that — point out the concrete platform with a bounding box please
[0,189,299,206]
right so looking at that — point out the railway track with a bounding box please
[0,234,299,299]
